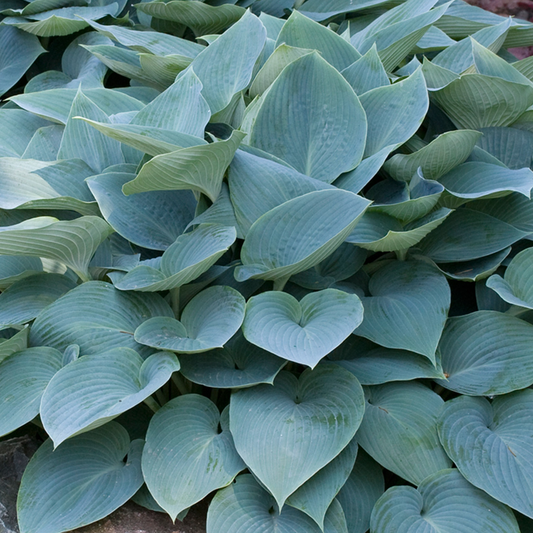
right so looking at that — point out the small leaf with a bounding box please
[242,289,364,368]
[179,331,286,389]
[135,286,245,353]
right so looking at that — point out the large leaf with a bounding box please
[0,346,63,437]
[185,10,266,114]
[229,364,365,508]
[359,68,429,158]
[383,130,482,181]
[0,273,76,328]
[329,336,446,385]
[0,25,44,97]
[371,469,520,533]
[249,52,367,183]
[298,0,399,21]
[435,310,533,396]
[242,289,364,368]
[337,450,385,533]
[0,157,98,214]
[17,423,144,533]
[136,1,245,36]
[486,248,533,309]
[286,438,358,529]
[143,395,245,520]
[275,11,360,71]
[87,171,197,251]
[0,216,113,281]
[134,286,245,353]
[206,475,348,533]
[41,348,180,446]
[235,189,370,284]
[179,331,286,389]
[0,109,50,158]
[122,130,245,202]
[30,281,174,357]
[356,382,451,485]
[112,224,236,291]
[438,392,533,518]
[354,260,450,363]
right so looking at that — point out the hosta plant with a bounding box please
[2,0,533,532]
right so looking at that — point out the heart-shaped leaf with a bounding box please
[0,346,63,437]
[41,348,180,446]
[242,289,364,368]
[438,391,533,519]
[436,311,533,395]
[337,449,384,533]
[30,281,174,357]
[371,469,520,533]
[229,364,365,508]
[143,395,245,520]
[354,260,450,363]
[356,382,451,485]
[286,438,358,529]
[486,247,533,309]
[179,331,286,389]
[249,52,367,183]
[134,286,245,353]
[206,475,349,533]
[17,423,144,533]
[112,224,236,291]
[235,189,370,284]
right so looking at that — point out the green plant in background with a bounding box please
[2,0,533,532]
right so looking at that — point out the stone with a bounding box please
[0,435,40,533]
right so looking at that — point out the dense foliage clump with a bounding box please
[2,0,533,532]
